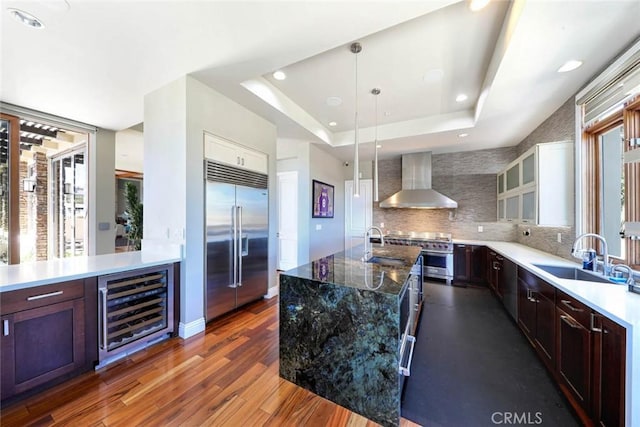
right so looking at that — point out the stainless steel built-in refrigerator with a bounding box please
[205,161,268,321]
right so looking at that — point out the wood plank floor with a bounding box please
[0,297,420,427]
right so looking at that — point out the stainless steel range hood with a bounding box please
[379,152,457,209]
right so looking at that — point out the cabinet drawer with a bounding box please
[518,267,555,301]
[556,289,590,329]
[1,280,85,314]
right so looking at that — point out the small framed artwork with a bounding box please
[312,179,334,218]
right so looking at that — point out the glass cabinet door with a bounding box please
[506,195,519,220]
[522,153,535,186]
[506,164,520,191]
[522,190,536,222]
[497,174,505,194]
[498,199,505,220]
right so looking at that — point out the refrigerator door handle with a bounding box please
[231,205,238,288]
[238,205,243,287]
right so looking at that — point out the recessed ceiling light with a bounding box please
[328,121,337,127]
[557,60,583,73]
[8,8,44,29]
[272,70,286,80]
[376,144,382,148]
[458,133,469,138]
[456,94,468,102]
[423,68,444,83]
[469,0,490,11]
[326,96,343,107]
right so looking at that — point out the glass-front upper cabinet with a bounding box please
[497,141,573,225]
[522,153,535,186]
[522,190,536,223]
[506,163,519,191]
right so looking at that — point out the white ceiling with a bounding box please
[2,1,640,164]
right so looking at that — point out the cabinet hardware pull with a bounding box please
[590,312,603,333]
[399,335,416,376]
[496,256,504,261]
[99,288,108,350]
[26,290,63,301]
[561,299,584,312]
[560,315,581,329]
[3,319,8,336]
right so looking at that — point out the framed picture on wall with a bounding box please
[312,179,334,218]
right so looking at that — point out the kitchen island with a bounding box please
[279,244,421,427]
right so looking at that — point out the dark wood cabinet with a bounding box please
[453,244,485,284]
[557,308,591,407]
[517,267,555,371]
[1,279,95,401]
[487,250,498,291]
[591,312,626,427]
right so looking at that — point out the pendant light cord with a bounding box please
[351,42,361,197]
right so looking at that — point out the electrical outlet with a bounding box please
[557,233,562,243]
[380,222,385,228]
[478,226,483,232]
[316,224,322,231]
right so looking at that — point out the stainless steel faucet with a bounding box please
[611,264,636,285]
[571,233,610,276]
[363,226,384,262]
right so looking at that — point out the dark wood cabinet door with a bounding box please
[517,278,536,342]
[534,293,555,369]
[592,313,626,427]
[557,307,591,410]
[469,246,486,283]
[1,298,85,400]
[453,244,469,281]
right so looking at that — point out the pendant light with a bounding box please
[371,88,380,202]
[351,42,362,197]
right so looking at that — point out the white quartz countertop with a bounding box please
[0,251,182,292]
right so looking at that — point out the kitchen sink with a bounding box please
[366,256,407,267]
[532,264,610,284]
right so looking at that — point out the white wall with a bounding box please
[276,140,346,263]
[144,75,277,339]
[309,144,345,260]
[115,129,144,173]
[143,77,192,332]
[89,129,116,255]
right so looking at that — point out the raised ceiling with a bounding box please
[2,1,640,163]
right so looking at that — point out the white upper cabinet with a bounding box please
[203,133,268,174]
[497,141,573,226]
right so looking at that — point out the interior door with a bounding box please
[236,185,268,307]
[205,181,236,320]
[277,171,298,271]
[344,179,372,250]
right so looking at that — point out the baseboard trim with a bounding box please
[264,286,279,299]
[179,317,206,339]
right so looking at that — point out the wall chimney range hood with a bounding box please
[379,152,457,209]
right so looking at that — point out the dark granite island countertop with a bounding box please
[279,244,421,427]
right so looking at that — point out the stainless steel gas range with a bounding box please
[383,231,453,284]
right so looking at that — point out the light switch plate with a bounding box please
[478,226,483,232]
[315,224,322,231]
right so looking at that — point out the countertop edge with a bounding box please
[1,252,182,293]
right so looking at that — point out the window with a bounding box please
[577,41,640,268]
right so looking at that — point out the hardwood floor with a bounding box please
[0,297,420,427]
